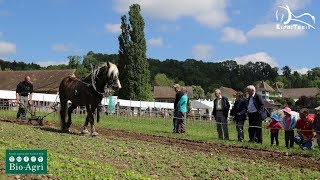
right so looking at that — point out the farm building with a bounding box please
[153,86,194,103]
[219,86,237,101]
[281,87,320,101]
[255,81,275,101]
[0,69,76,110]
[0,69,76,94]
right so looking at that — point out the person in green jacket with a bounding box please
[177,87,188,133]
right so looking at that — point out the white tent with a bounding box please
[0,90,174,110]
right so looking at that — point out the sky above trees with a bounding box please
[0,0,319,73]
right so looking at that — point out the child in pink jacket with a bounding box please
[267,114,282,146]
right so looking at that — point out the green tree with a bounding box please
[82,53,100,70]
[67,55,82,69]
[154,73,174,86]
[295,96,311,108]
[118,4,152,100]
[282,66,291,79]
[192,85,205,100]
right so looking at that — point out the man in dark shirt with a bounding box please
[173,84,182,133]
[16,76,33,121]
[247,85,265,143]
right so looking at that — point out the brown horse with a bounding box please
[59,62,121,136]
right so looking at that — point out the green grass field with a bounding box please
[1,110,320,179]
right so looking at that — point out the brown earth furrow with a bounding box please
[1,117,319,171]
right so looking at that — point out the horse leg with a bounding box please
[66,104,76,129]
[90,105,99,136]
[59,101,68,132]
[80,105,91,134]
[80,115,90,134]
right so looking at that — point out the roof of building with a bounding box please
[282,88,320,99]
[255,81,275,92]
[219,86,237,97]
[0,69,76,93]
[153,86,194,99]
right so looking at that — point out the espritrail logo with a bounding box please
[276,5,316,30]
[6,150,47,174]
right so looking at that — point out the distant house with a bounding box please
[255,81,275,101]
[153,86,194,103]
[0,69,76,94]
[281,87,320,101]
[219,86,237,101]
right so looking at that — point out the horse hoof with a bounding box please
[80,129,90,134]
[91,132,99,137]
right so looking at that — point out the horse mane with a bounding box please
[104,62,119,78]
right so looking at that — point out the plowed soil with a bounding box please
[1,117,319,172]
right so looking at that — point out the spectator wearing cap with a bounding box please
[212,89,230,140]
[281,107,297,149]
[294,108,315,150]
[313,106,320,149]
[176,87,188,133]
[172,84,182,133]
[266,114,282,146]
[230,91,247,142]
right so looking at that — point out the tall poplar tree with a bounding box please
[118,4,152,100]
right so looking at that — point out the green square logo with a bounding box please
[6,150,47,174]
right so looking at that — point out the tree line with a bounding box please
[1,3,319,104]
[2,54,320,93]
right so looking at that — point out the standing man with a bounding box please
[173,84,182,133]
[177,87,188,133]
[212,89,230,140]
[295,108,315,150]
[230,91,247,142]
[16,76,33,121]
[246,85,265,143]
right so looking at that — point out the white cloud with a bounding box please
[52,44,69,52]
[112,0,228,28]
[247,23,305,38]
[0,41,16,55]
[35,60,68,67]
[292,67,310,74]
[104,23,121,33]
[158,24,181,32]
[233,52,278,68]
[220,27,247,44]
[51,43,81,53]
[274,0,310,11]
[148,37,163,46]
[192,44,214,60]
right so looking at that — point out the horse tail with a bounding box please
[59,97,68,127]
[58,78,68,129]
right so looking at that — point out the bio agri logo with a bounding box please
[6,150,47,174]
[276,5,316,30]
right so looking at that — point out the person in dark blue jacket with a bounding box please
[230,91,247,142]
